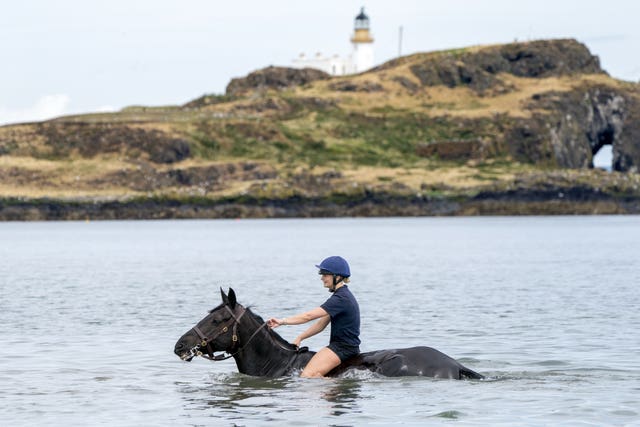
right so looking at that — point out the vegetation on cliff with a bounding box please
[1,39,639,219]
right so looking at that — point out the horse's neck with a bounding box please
[233,317,304,377]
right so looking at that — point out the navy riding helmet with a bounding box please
[315,256,351,277]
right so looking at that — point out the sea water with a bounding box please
[1,216,639,426]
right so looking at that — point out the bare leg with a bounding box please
[301,347,341,378]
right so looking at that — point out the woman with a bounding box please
[267,256,360,378]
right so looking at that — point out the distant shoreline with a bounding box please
[2,191,639,221]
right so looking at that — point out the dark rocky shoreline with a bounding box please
[2,188,639,221]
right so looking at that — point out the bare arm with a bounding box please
[267,307,328,328]
[292,315,331,347]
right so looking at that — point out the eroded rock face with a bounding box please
[0,122,191,164]
[510,85,640,172]
[613,95,640,173]
[226,66,330,97]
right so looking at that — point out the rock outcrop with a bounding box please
[507,84,640,172]
[1,122,191,164]
[380,39,604,94]
[226,66,330,97]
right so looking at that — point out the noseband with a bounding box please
[189,305,267,361]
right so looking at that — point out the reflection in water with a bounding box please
[177,373,293,414]
[322,379,362,417]
[176,372,366,421]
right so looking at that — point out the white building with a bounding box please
[292,8,374,76]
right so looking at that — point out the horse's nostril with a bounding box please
[175,342,184,350]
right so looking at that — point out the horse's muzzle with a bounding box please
[180,353,195,362]
[174,340,197,362]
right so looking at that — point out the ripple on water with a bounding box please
[534,360,571,366]
[431,410,464,419]
[610,410,638,417]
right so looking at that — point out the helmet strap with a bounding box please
[330,274,343,293]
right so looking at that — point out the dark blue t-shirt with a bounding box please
[320,285,361,347]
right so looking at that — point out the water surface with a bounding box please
[1,217,639,425]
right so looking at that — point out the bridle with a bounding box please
[187,304,269,361]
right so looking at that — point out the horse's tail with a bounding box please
[459,366,484,380]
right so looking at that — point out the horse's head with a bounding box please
[174,288,246,362]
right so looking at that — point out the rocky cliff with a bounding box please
[506,82,639,172]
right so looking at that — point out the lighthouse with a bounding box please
[291,8,375,76]
[350,7,374,73]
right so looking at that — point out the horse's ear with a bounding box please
[220,288,229,305]
[228,288,237,309]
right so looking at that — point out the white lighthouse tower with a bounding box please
[350,7,374,73]
[291,8,375,76]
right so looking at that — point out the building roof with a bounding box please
[355,7,369,21]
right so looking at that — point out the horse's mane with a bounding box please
[208,302,298,351]
[246,307,298,351]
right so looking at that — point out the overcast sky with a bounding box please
[1,0,638,126]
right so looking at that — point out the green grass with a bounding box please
[176,106,512,171]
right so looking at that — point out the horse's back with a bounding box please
[332,346,483,379]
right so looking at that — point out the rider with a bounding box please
[267,256,361,378]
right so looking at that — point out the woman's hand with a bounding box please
[266,317,284,329]
[293,336,302,348]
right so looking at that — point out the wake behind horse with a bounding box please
[174,288,483,380]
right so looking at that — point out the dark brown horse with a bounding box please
[174,288,483,379]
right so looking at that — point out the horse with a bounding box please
[174,288,484,380]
